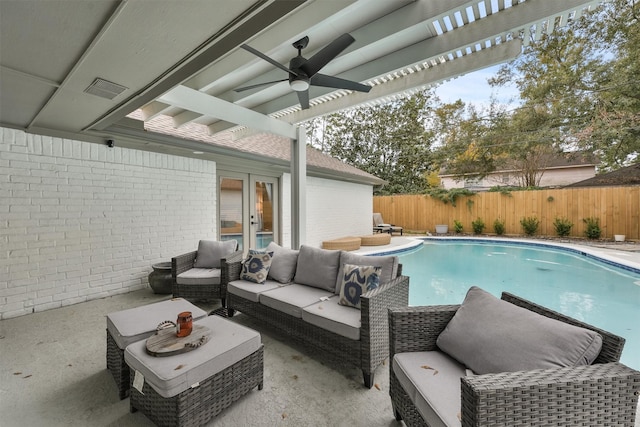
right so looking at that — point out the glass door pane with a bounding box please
[219,177,245,250]
[251,179,275,249]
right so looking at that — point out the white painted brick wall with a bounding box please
[1,127,217,319]
[305,176,373,248]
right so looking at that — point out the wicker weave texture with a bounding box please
[129,346,264,427]
[226,260,410,388]
[359,234,391,246]
[461,363,640,426]
[171,249,243,303]
[388,295,640,427]
[321,237,361,251]
[106,329,130,400]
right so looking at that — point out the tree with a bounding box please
[306,91,436,195]
[490,0,640,170]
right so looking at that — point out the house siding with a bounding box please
[0,127,217,319]
[305,176,373,247]
[441,165,596,190]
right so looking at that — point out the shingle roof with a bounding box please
[130,111,384,185]
[565,163,640,188]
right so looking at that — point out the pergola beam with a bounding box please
[158,85,297,139]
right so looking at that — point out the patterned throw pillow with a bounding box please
[338,263,381,309]
[241,250,273,284]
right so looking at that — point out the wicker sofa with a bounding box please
[223,243,410,388]
[389,287,640,427]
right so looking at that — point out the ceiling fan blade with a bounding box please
[300,33,355,77]
[297,90,310,110]
[240,44,299,77]
[235,79,288,92]
[311,74,372,92]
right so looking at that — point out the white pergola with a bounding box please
[0,0,599,246]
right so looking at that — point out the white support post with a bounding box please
[291,126,307,249]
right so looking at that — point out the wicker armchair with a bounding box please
[171,242,242,306]
[389,292,640,426]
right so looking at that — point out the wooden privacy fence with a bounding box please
[373,186,640,241]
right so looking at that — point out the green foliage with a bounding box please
[487,186,514,196]
[520,216,540,236]
[424,188,475,207]
[453,220,463,234]
[466,199,474,212]
[553,217,573,237]
[471,218,485,235]
[307,92,436,195]
[547,196,554,202]
[489,0,640,170]
[583,217,602,239]
[493,218,506,235]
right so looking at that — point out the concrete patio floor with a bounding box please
[1,237,639,426]
[0,289,399,427]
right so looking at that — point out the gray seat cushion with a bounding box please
[436,286,603,375]
[124,315,261,398]
[227,279,286,303]
[259,283,333,318]
[302,296,361,340]
[194,239,237,268]
[176,267,221,285]
[265,242,299,284]
[393,351,466,427]
[334,252,399,294]
[293,245,341,292]
[106,298,207,349]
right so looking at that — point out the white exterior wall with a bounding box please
[0,127,217,319]
[538,166,595,187]
[304,176,373,248]
[281,173,292,248]
[441,166,596,190]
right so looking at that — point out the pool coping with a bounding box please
[358,236,640,275]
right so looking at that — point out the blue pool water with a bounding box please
[397,240,640,370]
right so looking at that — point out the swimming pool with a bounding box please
[397,239,640,370]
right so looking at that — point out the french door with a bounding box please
[219,173,278,251]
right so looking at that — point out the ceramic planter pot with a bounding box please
[149,262,173,294]
[435,224,449,234]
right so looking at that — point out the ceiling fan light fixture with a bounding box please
[290,79,309,92]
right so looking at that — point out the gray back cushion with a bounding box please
[334,252,399,294]
[194,239,237,268]
[436,286,603,375]
[293,245,341,291]
[265,242,299,284]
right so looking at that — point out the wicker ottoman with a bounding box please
[359,234,391,246]
[125,316,263,427]
[322,237,361,251]
[106,298,208,399]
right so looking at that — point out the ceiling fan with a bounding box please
[236,33,372,109]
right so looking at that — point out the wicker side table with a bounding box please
[322,237,361,251]
[359,234,391,246]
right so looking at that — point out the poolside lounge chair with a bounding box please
[373,213,403,235]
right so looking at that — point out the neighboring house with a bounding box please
[439,152,598,190]
[565,162,640,187]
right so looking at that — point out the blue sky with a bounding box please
[433,64,521,108]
